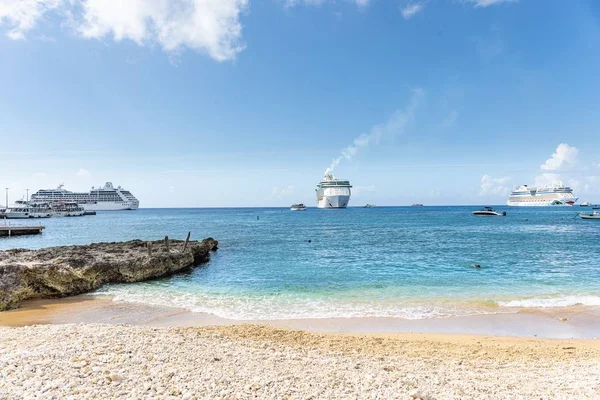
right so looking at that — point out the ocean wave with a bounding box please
[498,295,600,308]
[93,286,505,320]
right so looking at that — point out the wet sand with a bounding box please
[1,295,600,339]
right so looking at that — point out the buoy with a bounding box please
[308,240,312,243]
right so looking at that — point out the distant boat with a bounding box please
[507,183,577,206]
[472,206,506,216]
[411,203,423,207]
[2,202,52,219]
[363,204,376,208]
[580,202,592,207]
[290,203,307,211]
[316,174,351,209]
[580,207,600,220]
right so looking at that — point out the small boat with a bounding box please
[2,202,52,219]
[51,202,85,217]
[290,203,307,211]
[472,206,506,216]
[363,204,376,208]
[580,202,592,207]
[580,207,600,220]
[411,203,423,207]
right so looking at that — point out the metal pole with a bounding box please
[26,189,29,204]
[5,188,8,208]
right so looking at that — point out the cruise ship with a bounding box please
[316,174,352,208]
[506,183,578,207]
[30,182,139,211]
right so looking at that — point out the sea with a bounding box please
[2,206,599,320]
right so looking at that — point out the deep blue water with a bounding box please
[2,207,599,319]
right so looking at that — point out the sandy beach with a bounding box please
[1,297,600,399]
[1,323,599,399]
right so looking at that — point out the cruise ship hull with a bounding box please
[507,199,578,207]
[80,203,139,211]
[317,195,350,209]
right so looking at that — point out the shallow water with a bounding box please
[2,206,599,319]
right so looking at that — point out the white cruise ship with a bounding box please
[30,182,139,211]
[506,183,578,207]
[316,174,352,208]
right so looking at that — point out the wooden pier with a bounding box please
[0,225,45,237]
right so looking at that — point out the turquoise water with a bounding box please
[2,207,599,319]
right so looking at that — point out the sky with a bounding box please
[1,0,600,207]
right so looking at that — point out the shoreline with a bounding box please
[1,295,599,339]
[2,297,600,398]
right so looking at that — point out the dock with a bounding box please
[0,225,45,237]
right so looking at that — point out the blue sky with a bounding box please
[1,0,600,207]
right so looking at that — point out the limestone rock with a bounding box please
[0,238,218,311]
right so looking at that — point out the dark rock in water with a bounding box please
[0,237,218,311]
[308,240,312,243]
[472,264,482,269]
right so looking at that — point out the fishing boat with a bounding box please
[580,207,600,220]
[472,206,506,216]
[290,203,307,211]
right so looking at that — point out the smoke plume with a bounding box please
[324,88,425,176]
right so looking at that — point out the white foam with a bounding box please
[94,285,503,320]
[498,295,600,308]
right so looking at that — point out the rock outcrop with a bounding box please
[0,238,218,311]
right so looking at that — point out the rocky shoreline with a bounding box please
[0,237,218,311]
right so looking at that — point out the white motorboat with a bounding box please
[472,206,506,216]
[290,203,307,211]
[580,208,600,220]
[363,204,376,208]
[580,202,592,207]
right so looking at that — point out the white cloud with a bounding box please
[0,0,248,61]
[468,0,518,7]
[540,143,578,171]
[284,0,369,7]
[534,172,562,188]
[272,185,295,199]
[325,88,425,175]
[480,174,511,196]
[0,0,62,40]
[401,3,424,19]
[76,168,91,177]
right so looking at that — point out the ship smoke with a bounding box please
[324,88,425,176]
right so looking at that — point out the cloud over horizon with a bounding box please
[479,174,511,196]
